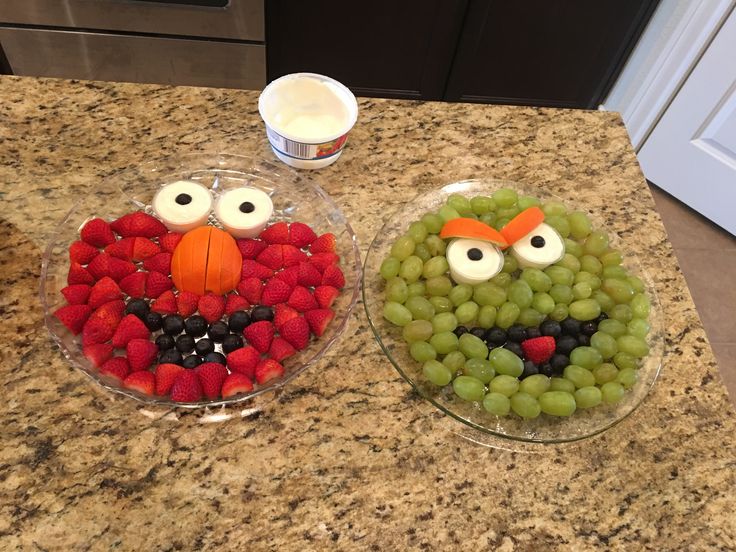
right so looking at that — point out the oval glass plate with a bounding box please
[363,179,663,443]
[41,153,361,410]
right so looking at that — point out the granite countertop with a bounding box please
[1,76,735,551]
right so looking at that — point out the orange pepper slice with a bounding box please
[439,218,509,248]
[218,231,243,295]
[205,227,225,294]
[500,207,545,246]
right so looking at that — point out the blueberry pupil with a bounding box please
[531,236,546,248]
[239,201,255,213]
[175,193,192,205]
[467,248,483,261]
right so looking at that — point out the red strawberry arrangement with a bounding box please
[53,210,345,404]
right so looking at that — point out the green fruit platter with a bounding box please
[363,179,663,443]
[41,153,361,410]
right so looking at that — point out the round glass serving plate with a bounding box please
[363,179,663,443]
[41,153,361,410]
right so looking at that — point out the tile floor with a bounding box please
[649,184,736,403]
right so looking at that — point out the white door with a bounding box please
[639,6,736,236]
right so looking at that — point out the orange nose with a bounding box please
[171,226,242,296]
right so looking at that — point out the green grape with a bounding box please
[519,374,551,398]
[380,257,401,280]
[390,235,416,261]
[489,348,524,377]
[502,255,518,273]
[497,206,520,220]
[489,374,520,397]
[590,331,618,359]
[459,333,488,359]
[549,304,569,322]
[424,235,447,256]
[549,284,573,305]
[405,296,435,321]
[408,221,429,243]
[583,230,609,256]
[403,320,433,343]
[609,304,633,323]
[539,391,577,416]
[480,212,497,227]
[600,381,625,404]
[421,213,444,234]
[452,376,485,402]
[572,282,592,300]
[413,243,431,262]
[556,253,580,273]
[455,301,480,324]
[383,302,412,326]
[550,377,576,393]
[399,256,423,283]
[627,275,645,293]
[410,341,436,362]
[521,268,553,292]
[617,335,649,358]
[463,213,478,220]
[471,195,495,215]
[602,265,628,280]
[574,271,601,290]
[426,275,453,297]
[473,282,507,307]
[616,367,638,389]
[574,386,602,408]
[429,296,453,313]
[422,256,449,278]
[423,360,452,386]
[407,281,426,298]
[580,255,603,275]
[601,279,634,304]
[384,277,409,303]
[490,272,511,288]
[492,188,518,207]
[613,352,638,370]
[429,331,459,354]
[510,392,541,419]
[532,292,556,315]
[545,215,570,238]
[542,200,567,217]
[564,238,584,258]
[545,266,574,286]
[592,290,615,312]
[627,318,650,338]
[568,211,592,239]
[518,307,545,327]
[443,350,466,373]
[438,204,461,222]
[568,298,601,321]
[508,280,533,309]
[569,346,602,370]
[495,302,521,329]
[563,364,596,388]
[593,363,618,385]
[463,358,494,383]
[599,249,623,267]
[483,392,511,415]
[477,305,497,329]
[598,318,627,338]
[517,195,541,209]
[447,194,473,215]
[630,293,650,319]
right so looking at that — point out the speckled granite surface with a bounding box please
[1,76,734,551]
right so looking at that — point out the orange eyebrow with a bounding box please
[500,207,545,245]
[439,218,509,248]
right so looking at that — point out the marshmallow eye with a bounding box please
[214,187,274,239]
[152,180,213,233]
[510,222,565,269]
[446,238,504,285]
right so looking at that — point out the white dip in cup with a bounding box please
[258,73,358,169]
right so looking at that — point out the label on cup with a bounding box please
[266,126,348,161]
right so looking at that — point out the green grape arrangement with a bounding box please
[380,189,652,420]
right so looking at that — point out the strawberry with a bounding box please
[287,286,318,312]
[521,337,556,365]
[69,240,99,265]
[221,372,254,398]
[142,252,172,275]
[274,265,300,288]
[224,294,250,316]
[119,271,148,298]
[241,260,274,280]
[243,320,274,353]
[123,370,155,395]
[288,222,317,248]
[261,278,292,306]
[256,244,284,270]
[111,313,150,348]
[236,238,267,260]
[198,293,225,323]
[88,253,136,281]
[145,271,173,299]
[269,336,296,362]
[177,291,200,317]
[53,304,92,334]
[314,285,340,309]
[151,290,177,314]
[131,237,160,261]
[321,265,345,289]
[60,284,91,305]
[100,357,130,382]
[273,303,299,331]
[237,277,263,304]
[155,363,185,395]
[255,359,284,385]
[226,346,260,378]
[159,232,183,253]
[126,338,158,371]
[309,233,336,254]
[170,370,203,402]
[87,276,122,309]
[82,300,125,346]
[83,343,114,367]
[111,211,167,238]
[105,237,135,260]
[281,245,307,267]
[260,221,289,244]
[297,261,322,287]
[67,262,95,285]
[80,217,116,247]
[280,316,310,350]
[305,308,335,337]
[196,362,228,400]
[309,252,340,272]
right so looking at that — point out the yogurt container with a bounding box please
[258,73,358,169]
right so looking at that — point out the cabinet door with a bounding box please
[444,0,658,108]
[266,0,467,100]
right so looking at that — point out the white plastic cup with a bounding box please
[258,73,358,169]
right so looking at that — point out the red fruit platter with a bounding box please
[40,153,361,411]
